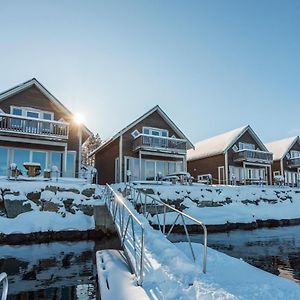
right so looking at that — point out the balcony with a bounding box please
[0,113,69,141]
[287,157,300,168]
[233,149,273,164]
[133,134,187,155]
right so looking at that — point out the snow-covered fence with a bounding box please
[126,184,207,273]
[0,272,8,300]
[104,184,145,286]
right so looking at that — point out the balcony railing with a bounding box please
[287,157,300,168]
[233,149,273,164]
[0,113,69,140]
[133,134,187,154]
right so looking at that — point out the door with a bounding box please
[145,160,155,180]
[218,166,225,184]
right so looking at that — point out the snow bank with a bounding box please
[126,183,300,225]
[0,211,95,234]
[175,242,300,300]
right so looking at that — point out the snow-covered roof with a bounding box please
[266,136,299,161]
[90,105,194,156]
[188,125,268,161]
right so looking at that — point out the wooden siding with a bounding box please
[227,130,264,166]
[95,138,119,184]
[282,139,300,171]
[94,110,186,184]
[188,154,225,184]
[0,85,90,175]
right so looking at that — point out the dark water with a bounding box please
[0,237,121,299]
[171,225,300,284]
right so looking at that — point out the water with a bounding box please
[171,225,300,284]
[0,237,121,299]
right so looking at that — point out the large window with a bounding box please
[291,151,300,159]
[32,151,47,172]
[51,152,63,176]
[239,142,255,151]
[0,148,8,176]
[66,151,76,177]
[13,149,30,175]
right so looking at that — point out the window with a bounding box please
[291,151,300,158]
[51,152,63,176]
[131,129,140,138]
[143,127,169,148]
[0,148,8,176]
[66,151,76,177]
[13,149,30,175]
[32,151,47,172]
[11,107,22,127]
[239,142,255,150]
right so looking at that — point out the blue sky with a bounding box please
[0,1,299,143]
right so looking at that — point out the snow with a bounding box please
[0,211,95,234]
[0,178,105,234]
[96,250,149,300]
[188,125,248,161]
[105,187,300,299]
[127,183,300,226]
[266,136,298,161]
[175,242,300,300]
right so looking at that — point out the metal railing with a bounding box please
[0,113,69,140]
[0,272,8,300]
[133,134,187,154]
[104,184,145,285]
[233,149,273,163]
[287,157,300,168]
[126,184,207,273]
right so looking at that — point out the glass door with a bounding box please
[145,160,155,180]
[26,111,39,133]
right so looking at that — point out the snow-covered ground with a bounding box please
[125,183,300,225]
[0,178,104,234]
[105,187,300,299]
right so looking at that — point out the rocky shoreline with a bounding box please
[152,217,300,234]
[0,228,116,245]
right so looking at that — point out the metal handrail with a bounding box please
[0,272,8,300]
[126,184,207,273]
[104,184,145,285]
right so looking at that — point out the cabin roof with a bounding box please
[90,105,194,156]
[187,125,268,161]
[0,78,93,136]
[266,136,299,161]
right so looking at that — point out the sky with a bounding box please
[0,1,299,143]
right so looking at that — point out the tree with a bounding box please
[81,133,101,166]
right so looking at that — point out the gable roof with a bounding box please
[0,78,93,136]
[187,125,268,161]
[266,136,299,161]
[90,105,194,156]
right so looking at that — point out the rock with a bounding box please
[81,188,95,198]
[26,192,41,202]
[44,185,58,193]
[58,187,80,194]
[76,204,94,216]
[42,201,60,213]
[22,270,36,280]
[63,199,76,214]
[4,199,33,218]
[3,190,20,197]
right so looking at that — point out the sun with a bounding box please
[74,113,85,124]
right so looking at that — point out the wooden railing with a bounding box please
[0,113,69,140]
[287,157,300,168]
[133,134,187,154]
[233,149,273,163]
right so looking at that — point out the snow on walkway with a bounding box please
[110,187,300,299]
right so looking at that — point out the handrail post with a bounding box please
[0,272,8,300]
